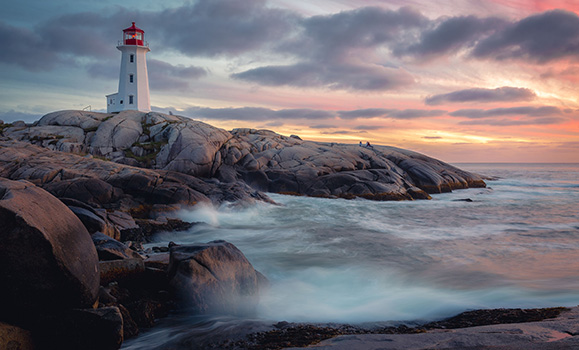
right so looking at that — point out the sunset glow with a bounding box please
[1,0,578,162]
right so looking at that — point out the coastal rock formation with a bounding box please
[0,178,100,325]
[2,110,485,201]
[168,240,265,315]
[0,140,269,218]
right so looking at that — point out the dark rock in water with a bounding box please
[453,198,474,202]
[168,240,266,315]
[33,307,123,350]
[0,178,99,325]
[423,307,569,330]
[116,304,139,339]
[0,321,35,349]
[91,232,143,261]
[124,298,167,329]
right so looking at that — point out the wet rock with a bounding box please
[144,253,171,270]
[99,258,145,285]
[117,304,139,339]
[92,232,143,261]
[168,240,265,315]
[69,206,121,240]
[0,178,99,325]
[124,298,168,329]
[423,307,569,330]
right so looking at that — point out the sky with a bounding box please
[1,0,579,162]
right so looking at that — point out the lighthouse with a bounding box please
[106,22,151,113]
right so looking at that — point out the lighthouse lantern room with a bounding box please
[106,22,151,113]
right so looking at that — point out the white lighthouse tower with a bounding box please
[106,22,151,113]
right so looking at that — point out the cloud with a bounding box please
[450,106,564,118]
[338,108,394,119]
[0,21,64,70]
[292,6,427,61]
[184,106,450,123]
[88,59,207,91]
[337,108,445,120]
[147,59,208,91]
[472,10,579,62]
[273,108,335,120]
[231,62,415,91]
[423,136,443,139]
[425,87,537,105]
[320,130,357,135]
[264,121,284,127]
[39,12,114,59]
[150,0,298,57]
[353,125,384,130]
[388,109,447,119]
[396,15,506,59]
[185,106,335,121]
[460,117,566,126]
[310,124,337,129]
[1,0,296,72]
[231,6,423,91]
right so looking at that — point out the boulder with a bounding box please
[91,232,143,261]
[99,259,145,285]
[167,240,265,315]
[33,307,123,350]
[0,179,100,325]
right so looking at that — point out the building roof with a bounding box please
[123,22,144,33]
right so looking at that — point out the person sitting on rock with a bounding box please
[359,141,363,147]
[366,141,373,149]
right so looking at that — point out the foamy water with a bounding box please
[123,163,579,349]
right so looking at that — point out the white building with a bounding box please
[106,22,151,113]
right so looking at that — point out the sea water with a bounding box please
[123,163,579,349]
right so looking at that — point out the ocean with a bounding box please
[123,163,579,349]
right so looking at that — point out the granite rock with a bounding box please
[167,240,265,315]
[0,178,100,325]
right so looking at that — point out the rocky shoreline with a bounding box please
[230,307,573,350]
[0,110,495,349]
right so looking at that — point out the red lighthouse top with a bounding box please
[122,22,145,46]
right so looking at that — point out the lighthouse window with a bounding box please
[130,54,134,63]
[129,74,134,83]
[129,95,134,104]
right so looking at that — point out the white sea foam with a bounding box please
[127,164,579,348]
